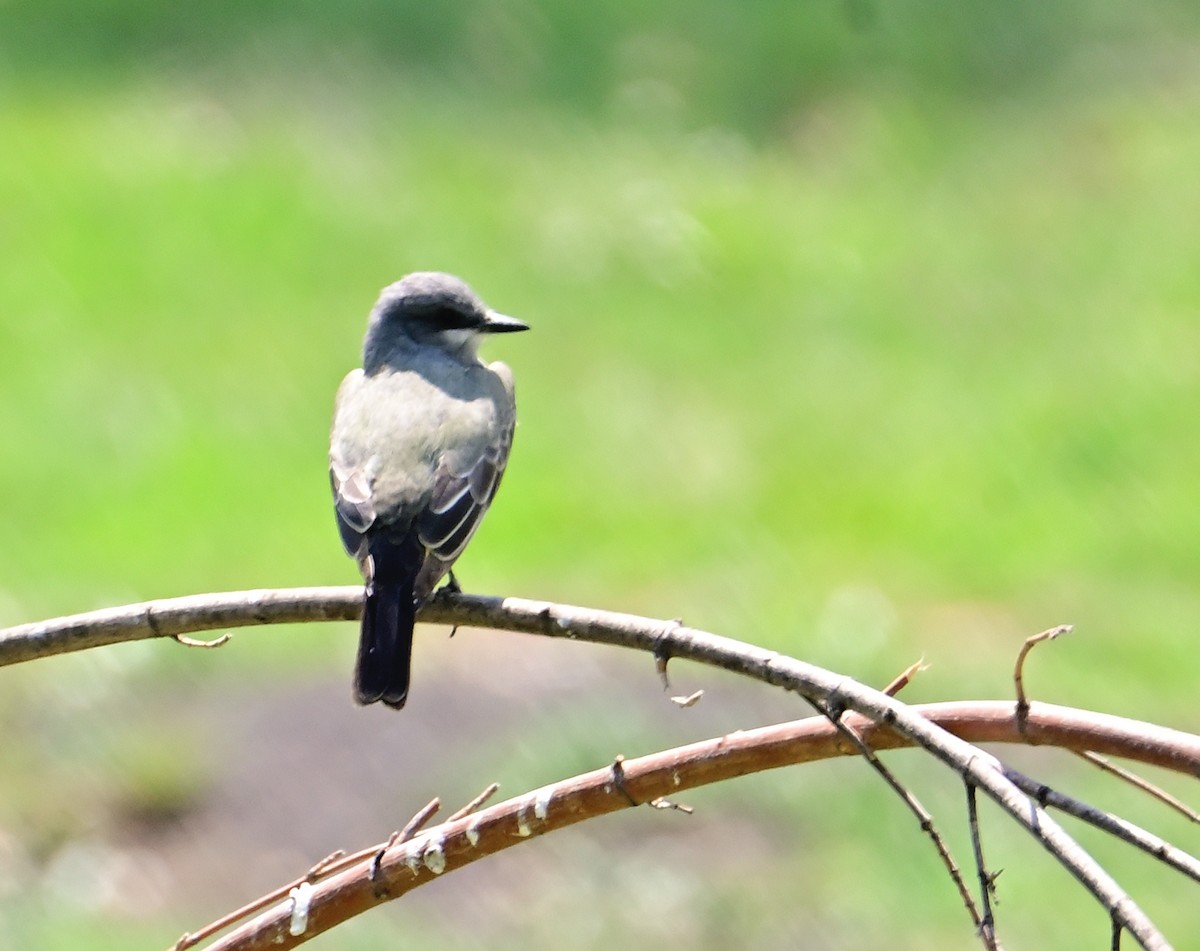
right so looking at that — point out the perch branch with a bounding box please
[3,589,1189,950]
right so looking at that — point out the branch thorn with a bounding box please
[882,657,928,697]
[648,796,694,815]
[173,632,233,649]
[448,782,501,822]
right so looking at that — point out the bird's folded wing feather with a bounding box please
[330,369,377,555]
[417,413,514,564]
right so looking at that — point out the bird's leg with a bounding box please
[442,571,462,637]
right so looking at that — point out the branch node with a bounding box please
[611,755,639,806]
[370,831,401,897]
[422,834,447,875]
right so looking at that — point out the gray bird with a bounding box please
[329,272,528,708]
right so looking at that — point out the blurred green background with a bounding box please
[2,2,1199,948]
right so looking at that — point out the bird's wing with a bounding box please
[330,369,377,557]
[417,414,513,562]
[413,364,517,598]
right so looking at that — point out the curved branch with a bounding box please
[4,587,1196,771]
[0,587,361,667]
[177,707,1200,951]
[2,588,1186,950]
[192,706,1196,951]
[184,715,937,950]
[5,587,1198,773]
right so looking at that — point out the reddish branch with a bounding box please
[186,701,1197,951]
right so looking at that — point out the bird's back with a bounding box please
[331,354,515,528]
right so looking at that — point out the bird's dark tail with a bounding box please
[356,533,424,709]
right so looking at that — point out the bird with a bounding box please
[329,272,528,708]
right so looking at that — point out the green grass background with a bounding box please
[2,2,1199,948]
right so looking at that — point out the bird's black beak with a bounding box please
[482,311,530,333]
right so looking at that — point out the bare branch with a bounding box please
[189,697,1194,951]
[181,714,985,950]
[1004,767,1200,884]
[0,587,361,667]
[814,699,987,943]
[966,783,1000,948]
[1078,751,1200,824]
[3,590,1187,950]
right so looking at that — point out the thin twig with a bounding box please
[1078,751,1200,824]
[812,697,987,942]
[967,784,999,948]
[306,851,346,879]
[882,658,927,697]
[172,870,324,950]
[1005,767,1200,884]
[447,783,501,822]
[397,798,441,843]
[173,799,441,949]
[1013,624,1073,727]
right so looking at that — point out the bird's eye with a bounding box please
[416,304,481,330]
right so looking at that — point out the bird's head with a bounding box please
[364,272,527,368]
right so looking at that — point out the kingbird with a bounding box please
[329,272,527,708]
